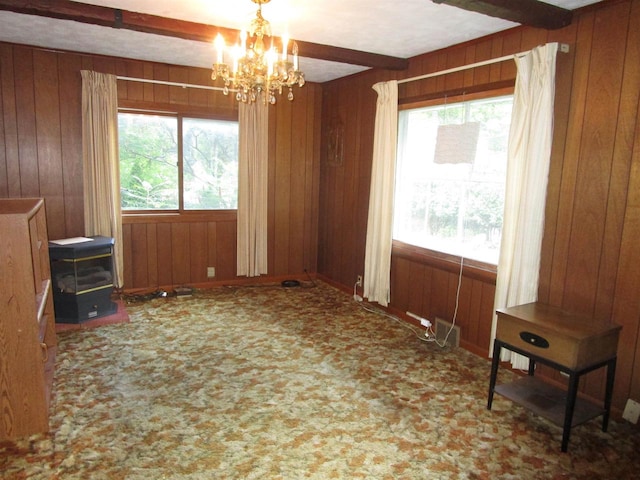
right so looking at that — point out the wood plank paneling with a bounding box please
[563,2,629,317]
[472,39,493,86]
[14,47,38,197]
[146,223,159,288]
[339,76,361,286]
[57,53,84,237]
[488,36,504,82]
[406,262,425,317]
[207,221,218,276]
[303,85,322,273]
[33,50,65,240]
[498,30,521,78]
[273,100,293,276]
[122,223,133,288]
[538,20,578,304]
[467,279,483,346]
[189,222,208,284]
[0,45,19,198]
[131,223,149,288]
[0,80,6,197]
[155,223,173,287]
[216,220,236,280]
[171,223,190,285]
[289,90,308,274]
[319,0,640,414]
[2,0,640,418]
[613,123,640,403]
[1,42,321,293]
[456,275,472,342]
[444,46,466,91]
[546,12,595,308]
[594,1,638,323]
[607,0,640,409]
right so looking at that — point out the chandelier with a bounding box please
[211,0,305,104]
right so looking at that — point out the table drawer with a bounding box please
[496,313,619,370]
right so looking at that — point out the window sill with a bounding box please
[392,240,497,284]
[122,210,237,224]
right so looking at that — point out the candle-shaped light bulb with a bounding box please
[214,34,225,64]
[293,41,299,71]
[282,34,289,60]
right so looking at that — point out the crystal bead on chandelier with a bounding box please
[211,0,305,104]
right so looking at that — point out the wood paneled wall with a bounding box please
[2,0,639,416]
[0,43,322,289]
[319,0,640,413]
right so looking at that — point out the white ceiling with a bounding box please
[0,0,601,83]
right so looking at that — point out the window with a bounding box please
[393,94,513,264]
[118,112,239,211]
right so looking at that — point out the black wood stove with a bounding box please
[49,236,116,323]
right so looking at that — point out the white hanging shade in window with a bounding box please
[434,122,480,164]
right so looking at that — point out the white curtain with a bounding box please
[237,100,269,277]
[490,43,559,368]
[363,80,398,306]
[81,70,124,288]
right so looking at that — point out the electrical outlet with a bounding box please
[420,318,432,328]
[207,266,216,278]
[623,399,640,424]
[356,275,363,287]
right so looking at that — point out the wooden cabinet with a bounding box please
[0,198,57,440]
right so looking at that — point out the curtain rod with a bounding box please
[116,75,228,92]
[397,43,569,85]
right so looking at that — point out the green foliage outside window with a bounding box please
[394,95,512,264]
[118,113,239,211]
[119,114,178,209]
[183,118,238,210]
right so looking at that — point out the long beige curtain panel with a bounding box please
[490,42,559,369]
[81,70,124,288]
[363,80,398,307]
[237,100,269,277]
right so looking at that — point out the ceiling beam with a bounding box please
[0,0,409,70]
[431,0,573,30]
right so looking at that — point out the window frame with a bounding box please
[117,103,239,220]
[393,86,514,277]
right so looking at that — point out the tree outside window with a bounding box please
[394,95,513,264]
[118,112,239,211]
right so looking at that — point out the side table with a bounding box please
[487,302,621,452]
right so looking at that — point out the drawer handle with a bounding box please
[519,331,550,349]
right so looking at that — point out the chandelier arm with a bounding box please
[211,0,304,105]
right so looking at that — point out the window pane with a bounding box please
[118,113,178,210]
[393,95,512,264]
[183,118,239,210]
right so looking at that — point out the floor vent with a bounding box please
[435,317,460,347]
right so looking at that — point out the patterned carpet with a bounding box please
[2,281,639,479]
